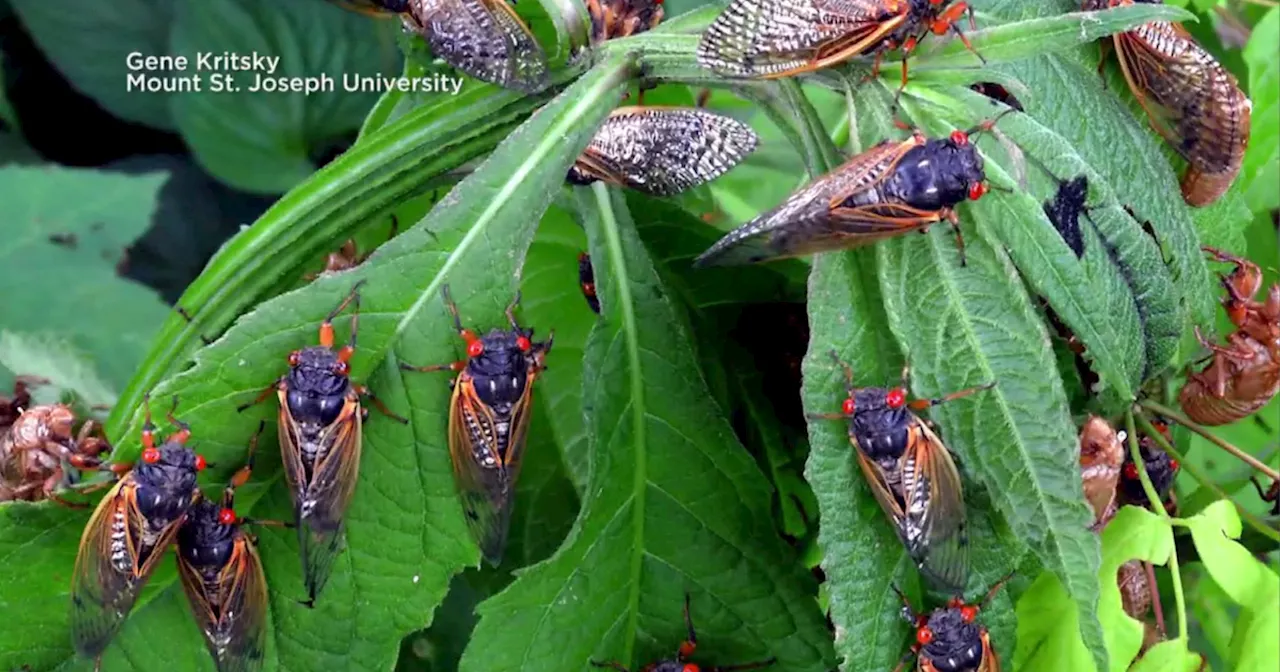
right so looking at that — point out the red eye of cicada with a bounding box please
[142,447,161,464]
[288,351,301,367]
[968,182,987,201]
[195,455,207,471]
[960,605,978,623]
[886,388,906,409]
[467,340,484,358]
[842,397,855,415]
[917,626,934,645]
[218,508,237,525]
[1123,463,1139,480]
[950,130,968,145]
[516,336,532,352]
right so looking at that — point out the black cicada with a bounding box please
[177,424,275,672]
[591,593,776,672]
[694,117,1006,267]
[401,285,553,565]
[892,574,1010,672]
[567,107,759,197]
[579,252,601,314]
[70,395,207,661]
[237,280,406,606]
[810,352,993,593]
[1117,419,1179,514]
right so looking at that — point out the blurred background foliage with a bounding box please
[0,0,1276,671]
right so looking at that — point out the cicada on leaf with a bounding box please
[401,286,553,565]
[591,593,776,672]
[567,106,759,196]
[1085,0,1250,206]
[178,425,275,672]
[587,0,663,44]
[238,281,406,606]
[892,574,1011,672]
[70,396,207,661]
[811,352,993,592]
[1,398,111,504]
[405,0,548,92]
[1077,415,1123,529]
[578,253,601,314]
[697,0,981,88]
[694,119,1002,267]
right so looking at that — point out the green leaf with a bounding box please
[1241,7,1280,213]
[459,184,835,672]
[876,193,1105,668]
[105,70,581,441]
[0,165,169,390]
[1012,571,1096,672]
[0,49,17,133]
[8,0,176,130]
[1179,501,1280,672]
[0,331,119,407]
[170,0,404,194]
[1097,506,1174,671]
[0,54,636,672]
[1128,639,1203,672]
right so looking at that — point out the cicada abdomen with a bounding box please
[811,352,993,593]
[177,429,271,672]
[1087,0,1251,207]
[697,0,979,89]
[403,0,549,93]
[70,396,207,660]
[401,286,553,565]
[568,106,759,196]
[695,123,993,267]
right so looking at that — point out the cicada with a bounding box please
[567,107,759,196]
[1178,328,1279,427]
[400,285,553,565]
[1116,419,1179,512]
[1085,0,1251,207]
[70,395,207,661]
[970,82,1024,112]
[1078,415,1123,529]
[694,119,999,267]
[587,0,663,44]
[697,0,981,89]
[177,425,275,672]
[810,351,993,592]
[891,573,1011,672]
[1251,476,1279,516]
[591,593,776,672]
[330,0,548,92]
[237,281,406,606]
[1,400,111,504]
[307,216,400,281]
[578,253,601,314]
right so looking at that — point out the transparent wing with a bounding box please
[181,533,269,672]
[904,421,969,593]
[411,0,549,92]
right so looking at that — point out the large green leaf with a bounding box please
[0,165,169,390]
[170,0,403,194]
[458,185,835,672]
[8,0,176,130]
[1241,7,1280,213]
[0,54,635,672]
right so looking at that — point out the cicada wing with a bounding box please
[572,107,760,196]
[70,477,186,657]
[697,0,903,77]
[693,138,926,266]
[409,0,548,92]
[179,534,269,672]
[903,421,969,593]
[448,372,537,565]
[979,630,1001,672]
[852,443,907,530]
[282,389,363,602]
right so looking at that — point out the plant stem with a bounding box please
[1126,408,1188,641]
[1135,412,1280,543]
[1138,400,1280,482]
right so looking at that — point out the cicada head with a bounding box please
[178,500,238,573]
[917,604,989,672]
[465,328,547,410]
[846,386,913,461]
[1119,433,1179,505]
[285,346,353,430]
[133,442,203,525]
[885,132,987,213]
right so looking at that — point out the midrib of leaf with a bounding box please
[592,181,650,665]
[390,71,633,341]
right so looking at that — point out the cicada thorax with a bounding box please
[696,0,975,81]
[578,252,601,314]
[915,606,994,672]
[1089,0,1250,207]
[1078,415,1123,528]
[1179,332,1280,426]
[568,106,760,196]
[401,0,549,93]
[71,436,205,658]
[586,0,663,44]
[694,128,988,266]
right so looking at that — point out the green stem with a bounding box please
[1135,411,1280,543]
[1126,408,1188,641]
[1138,400,1280,482]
